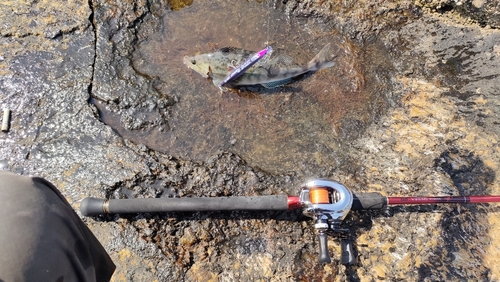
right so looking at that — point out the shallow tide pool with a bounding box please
[94,0,396,174]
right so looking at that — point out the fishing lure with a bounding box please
[219,46,272,87]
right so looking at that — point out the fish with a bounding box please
[183,43,335,89]
[219,46,272,87]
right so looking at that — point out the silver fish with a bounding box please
[183,43,335,89]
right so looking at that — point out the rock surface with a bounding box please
[1,0,500,281]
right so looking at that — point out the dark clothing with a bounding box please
[0,171,115,281]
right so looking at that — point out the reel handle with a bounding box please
[318,231,332,263]
[340,239,356,265]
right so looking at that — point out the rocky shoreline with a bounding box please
[1,0,499,280]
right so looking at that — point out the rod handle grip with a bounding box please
[352,192,387,210]
[318,232,331,263]
[80,197,106,216]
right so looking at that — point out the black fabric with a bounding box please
[0,171,115,281]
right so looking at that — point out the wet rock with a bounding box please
[280,0,422,42]
[0,2,159,279]
[0,0,91,38]
[350,15,500,278]
[0,5,148,201]
[416,0,500,28]
[91,0,172,132]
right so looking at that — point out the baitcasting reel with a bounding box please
[299,179,356,264]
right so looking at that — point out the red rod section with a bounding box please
[287,196,302,210]
[387,195,500,205]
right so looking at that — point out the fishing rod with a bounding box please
[80,179,500,265]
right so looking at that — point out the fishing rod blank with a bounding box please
[80,193,500,217]
[387,195,500,205]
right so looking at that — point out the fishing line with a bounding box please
[266,0,271,47]
[216,0,275,88]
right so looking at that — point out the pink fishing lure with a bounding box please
[219,46,272,87]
